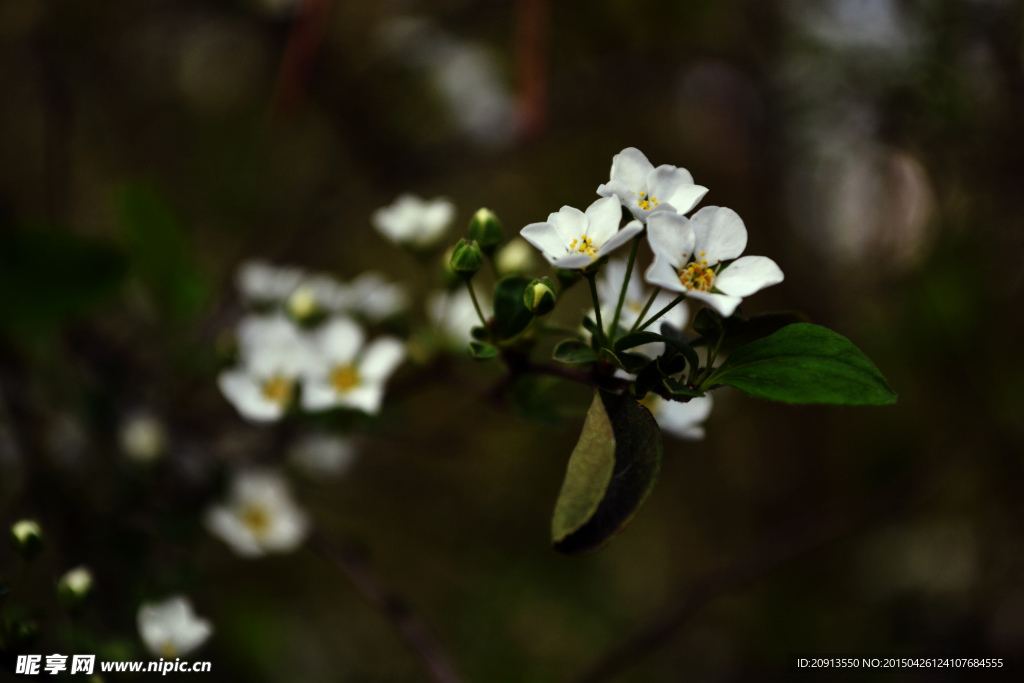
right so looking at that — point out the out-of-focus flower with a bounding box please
[218,315,317,422]
[285,274,347,322]
[645,208,784,317]
[119,412,167,463]
[642,394,714,440]
[427,287,490,345]
[341,272,409,322]
[137,596,213,658]
[495,238,536,275]
[288,432,358,478]
[236,261,304,306]
[521,197,643,270]
[372,194,455,249]
[57,567,93,607]
[590,258,689,348]
[205,469,309,557]
[11,520,43,560]
[301,318,405,415]
[597,147,708,222]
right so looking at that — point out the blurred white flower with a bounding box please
[645,208,784,318]
[643,394,714,440]
[288,432,358,478]
[372,194,455,249]
[597,147,708,222]
[57,566,93,600]
[137,596,213,658]
[495,238,537,276]
[218,315,317,422]
[427,287,490,345]
[284,273,347,321]
[341,271,409,322]
[119,412,167,463]
[589,258,688,350]
[521,197,643,270]
[205,469,310,557]
[236,261,304,305]
[301,318,405,415]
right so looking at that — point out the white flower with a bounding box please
[495,238,537,275]
[340,272,409,322]
[643,394,714,440]
[372,194,455,249]
[520,197,643,270]
[205,469,310,557]
[301,318,405,414]
[590,258,689,347]
[58,567,93,597]
[218,315,317,423]
[645,207,784,318]
[236,261,304,305]
[427,287,490,345]
[137,596,212,658]
[285,274,347,320]
[288,432,358,478]
[597,147,708,222]
[119,412,167,463]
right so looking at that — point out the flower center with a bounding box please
[261,375,294,405]
[161,642,178,659]
[330,364,361,394]
[636,192,660,211]
[240,504,271,539]
[639,393,660,412]
[678,252,716,292]
[568,234,598,258]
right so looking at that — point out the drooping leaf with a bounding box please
[116,184,209,321]
[552,390,663,555]
[468,341,499,360]
[617,351,649,374]
[662,377,704,400]
[492,275,534,339]
[0,229,128,331]
[553,340,597,364]
[705,323,897,405]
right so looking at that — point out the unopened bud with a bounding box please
[450,239,484,278]
[523,277,557,316]
[468,208,504,256]
[11,520,43,561]
[285,286,323,323]
[57,566,93,608]
[495,238,536,275]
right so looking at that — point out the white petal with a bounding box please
[714,256,785,297]
[690,206,747,264]
[583,196,622,245]
[520,222,566,261]
[336,385,386,415]
[549,205,588,245]
[645,212,694,268]
[217,371,285,423]
[317,317,364,365]
[644,256,686,293]
[204,506,264,557]
[549,253,596,269]
[609,147,654,191]
[685,290,743,317]
[596,179,635,204]
[301,379,341,412]
[261,506,310,553]
[646,165,708,215]
[360,337,405,381]
[655,394,713,441]
[597,220,644,257]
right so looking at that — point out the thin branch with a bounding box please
[312,534,464,683]
[270,0,332,119]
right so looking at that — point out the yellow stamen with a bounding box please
[569,234,598,258]
[330,364,361,394]
[261,375,294,405]
[240,504,271,539]
[161,642,177,659]
[678,261,716,292]
[637,192,660,211]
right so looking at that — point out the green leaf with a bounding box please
[492,276,534,339]
[0,229,128,332]
[614,331,664,352]
[581,315,599,339]
[617,351,649,374]
[720,311,811,351]
[116,184,209,321]
[470,325,490,341]
[653,325,702,372]
[706,323,897,405]
[662,378,704,400]
[553,340,597,364]
[468,341,499,360]
[552,390,663,554]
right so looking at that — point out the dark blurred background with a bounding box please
[2,0,1024,681]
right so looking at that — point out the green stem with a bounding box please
[695,328,726,387]
[629,287,662,333]
[636,294,685,333]
[609,235,642,342]
[465,280,488,329]
[585,273,608,349]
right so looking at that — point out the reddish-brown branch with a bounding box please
[270,0,332,119]
[514,0,549,140]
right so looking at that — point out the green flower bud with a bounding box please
[467,208,504,256]
[57,566,93,609]
[523,277,557,316]
[440,246,462,289]
[11,519,43,561]
[450,239,484,279]
[285,286,323,323]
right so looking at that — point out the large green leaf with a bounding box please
[0,229,128,330]
[552,390,663,555]
[705,323,897,405]
[492,276,534,339]
[553,339,597,364]
[116,185,209,321]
